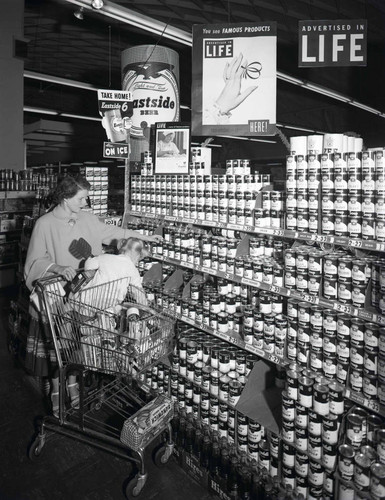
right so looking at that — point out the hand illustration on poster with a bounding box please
[204,53,261,124]
[102,107,128,143]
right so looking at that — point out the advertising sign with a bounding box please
[192,22,277,137]
[121,45,180,161]
[299,20,367,67]
[153,122,190,174]
[97,89,133,158]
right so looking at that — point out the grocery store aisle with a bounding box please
[0,290,213,500]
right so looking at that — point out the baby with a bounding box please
[75,237,149,311]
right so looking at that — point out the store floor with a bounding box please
[0,290,214,500]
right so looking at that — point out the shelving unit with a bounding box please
[0,190,35,288]
[127,157,385,498]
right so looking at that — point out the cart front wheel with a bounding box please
[28,436,45,461]
[125,476,143,498]
[153,445,172,467]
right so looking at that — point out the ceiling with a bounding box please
[23,0,385,165]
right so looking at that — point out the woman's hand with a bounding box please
[53,265,77,281]
[215,53,258,115]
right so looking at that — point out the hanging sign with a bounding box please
[103,142,129,158]
[191,22,277,137]
[97,89,133,158]
[299,20,367,67]
[121,45,180,161]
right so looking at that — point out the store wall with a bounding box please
[0,0,24,171]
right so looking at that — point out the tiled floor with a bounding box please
[0,290,214,500]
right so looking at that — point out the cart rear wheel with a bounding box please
[153,445,171,467]
[28,436,45,461]
[125,476,143,498]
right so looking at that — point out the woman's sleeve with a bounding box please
[24,219,54,290]
[96,219,151,244]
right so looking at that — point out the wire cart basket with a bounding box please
[28,274,176,498]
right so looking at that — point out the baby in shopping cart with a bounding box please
[73,237,149,313]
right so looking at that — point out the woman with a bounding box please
[24,174,160,416]
[156,131,180,157]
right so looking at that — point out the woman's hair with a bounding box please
[118,237,149,260]
[52,175,91,205]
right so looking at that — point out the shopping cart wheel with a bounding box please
[28,435,45,461]
[153,443,174,467]
[125,473,147,498]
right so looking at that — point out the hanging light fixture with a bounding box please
[91,0,104,9]
[74,7,84,20]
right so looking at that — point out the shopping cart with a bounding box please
[27,274,176,498]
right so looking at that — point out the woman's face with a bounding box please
[65,188,89,213]
[164,133,174,143]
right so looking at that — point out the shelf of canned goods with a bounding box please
[129,210,385,253]
[127,139,385,499]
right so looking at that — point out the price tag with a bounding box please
[350,391,365,406]
[333,302,352,314]
[242,278,255,286]
[348,239,363,248]
[377,315,385,325]
[247,345,264,358]
[368,400,380,413]
[268,354,280,364]
[243,225,253,232]
[272,229,285,237]
[376,243,385,252]
[300,293,319,304]
[358,310,374,321]
[269,285,281,294]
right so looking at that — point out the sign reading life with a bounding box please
[299,20,367,67]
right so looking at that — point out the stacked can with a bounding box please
[361,150,376,241]
[283,245,372,308]
[375,150,385,242]
[130,173,285,228]
[282,364,345,498]
[319,151,335,235]
[257,190,285,229]
[373,259,385,314]
[346,151,363,239]
[337,411,385,499]
[284,246,324,297]
[169,327,259,441]
[286,153,303,231]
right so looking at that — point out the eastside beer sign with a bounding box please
[299,20,367,67]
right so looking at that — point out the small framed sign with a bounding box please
[153,122,191,174]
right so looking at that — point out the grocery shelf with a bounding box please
[344,388,385,417]
[160,307,288,368]
[0,191,36,200]
[151,254,385,325]
[128,210,385,253]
